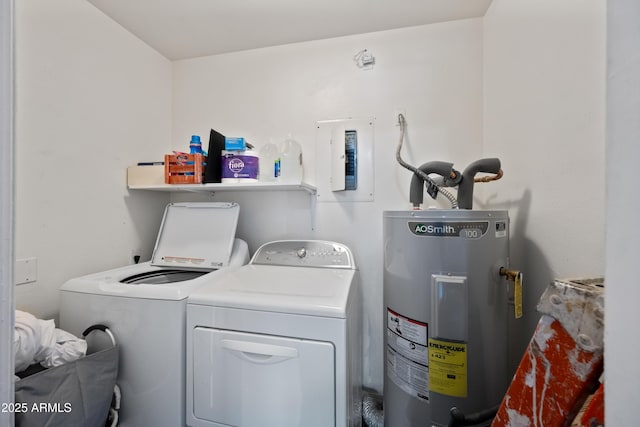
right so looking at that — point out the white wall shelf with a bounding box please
[128,182,316,195]
[128,181,318,229]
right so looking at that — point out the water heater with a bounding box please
[383,209,511,426]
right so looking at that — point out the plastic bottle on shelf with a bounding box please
[279,134,303,184]
[259,139,281,182]
[189,135,203,154]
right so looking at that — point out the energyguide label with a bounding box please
[428,338,468,398]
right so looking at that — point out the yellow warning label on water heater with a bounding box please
[428,338,467,397]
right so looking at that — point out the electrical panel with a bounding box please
[316,117,373,202]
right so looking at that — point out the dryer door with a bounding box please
[192,328,335,427]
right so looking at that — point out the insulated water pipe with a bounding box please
[409,161,461,209]
[456,158,502,210]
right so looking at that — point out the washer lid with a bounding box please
[187,264,356,318]
[151,202,239,270]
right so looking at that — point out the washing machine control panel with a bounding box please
[251,240,355,269]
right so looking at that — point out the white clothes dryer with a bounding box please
[186,240,362,427]
[59,202,249,427]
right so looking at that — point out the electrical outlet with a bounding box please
[394,108,406,126]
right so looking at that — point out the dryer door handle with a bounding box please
[221,339,299,364]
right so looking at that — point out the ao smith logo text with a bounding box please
[415,224,456,234]
[408,221,489,238]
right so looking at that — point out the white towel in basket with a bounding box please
[14,310,87,372]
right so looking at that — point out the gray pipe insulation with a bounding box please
[409,158,502,210]
[409,161,461,208]
[456,158,501,210]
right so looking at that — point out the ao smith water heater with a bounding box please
[383,114,518,427]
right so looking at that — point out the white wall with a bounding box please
[606,1,640,425]
[14,0,172,319]
[171,19,485,390]
[483,0,606,357]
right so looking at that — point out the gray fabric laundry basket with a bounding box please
[15,325,119,427]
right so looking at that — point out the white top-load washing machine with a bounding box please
[186,240,362,427]
[59,202,249,427]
